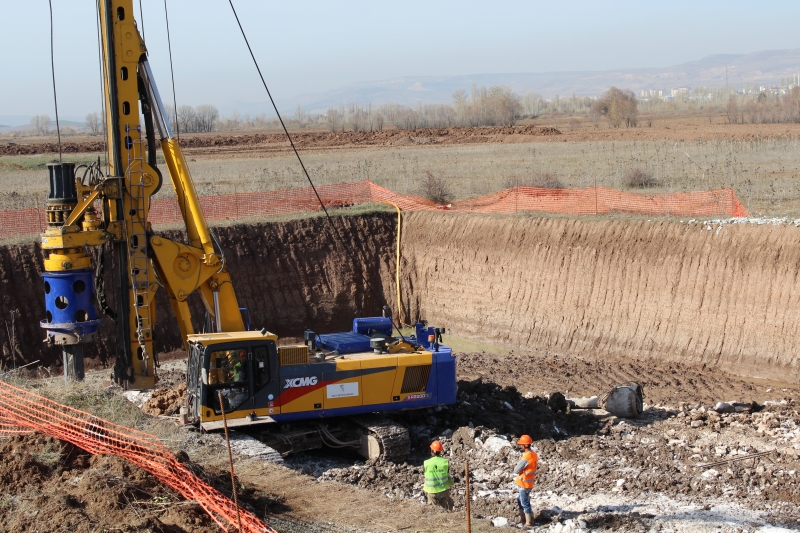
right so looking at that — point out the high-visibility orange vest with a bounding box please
[515,450,538,489]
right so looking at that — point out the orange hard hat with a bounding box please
[518,435,533,446]
[430,440,444,452]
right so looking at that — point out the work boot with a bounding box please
[525,513,534,526]
[517,507,525,524]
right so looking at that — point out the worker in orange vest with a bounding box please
[513,434,538,527]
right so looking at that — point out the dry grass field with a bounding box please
[3,116,800,216]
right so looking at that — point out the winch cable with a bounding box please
[163,0,180,140]
[48,0,63,164]
[227,0,409,341]
[95,0,109,174]
[137,0,146,42]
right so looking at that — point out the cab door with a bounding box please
[249,341,281,414]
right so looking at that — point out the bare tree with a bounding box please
[725,98,740,124]
[85,112,102,135]
[295,105,307,126]
[195,104,219,132]
[177,105,197,133]
[325,107,340,132]
[30,114,50,135]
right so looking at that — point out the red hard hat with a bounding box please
[518,435,533,446]
[430,440,443,452]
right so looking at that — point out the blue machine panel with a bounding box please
[317,331,373,354]
[352,317,392,336]
[41,269,101,345]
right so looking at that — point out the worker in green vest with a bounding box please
[423,440,454,510]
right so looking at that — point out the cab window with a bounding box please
[208,348,248,384]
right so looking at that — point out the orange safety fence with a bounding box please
[0,380,274,533]
[0,180,748,240]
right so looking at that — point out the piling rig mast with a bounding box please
[39,2,457,459]
[41,0,243,388]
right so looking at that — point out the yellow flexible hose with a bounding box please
[379,202,403,324]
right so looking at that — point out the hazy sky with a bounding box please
[2,0,800,122]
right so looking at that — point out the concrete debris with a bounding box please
[491,516,509,527]
[602,384,644,418]
[121,390,152,407]
[292,380,799,531]
[569,396,600,409]
[208,433,283,463]
[483,436,513,452]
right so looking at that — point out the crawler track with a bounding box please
[354,416,410,462]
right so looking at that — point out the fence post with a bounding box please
[234,183,239,221]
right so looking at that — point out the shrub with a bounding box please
[623,168,659,188]
[591,87,638,128]
[507,172,564,189]
[417,171,453,204]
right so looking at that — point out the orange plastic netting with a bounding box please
[0,381,274,533]
[0,180,747,239]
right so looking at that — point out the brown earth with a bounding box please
[0,434,219,533]
[5,212,800,388]
[401,212,800,385]
[0,126,561,157]
[0,212,398,370]
[5,115,800,159]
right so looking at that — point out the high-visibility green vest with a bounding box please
[423,456,453,493]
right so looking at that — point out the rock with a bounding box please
[700,468,719,480]
[691,420,705,428]
[491,516,509,527]
[484,436,513,452]
[715,402,735,413]
[548,392,569,413]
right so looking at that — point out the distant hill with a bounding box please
[243,48,800,115]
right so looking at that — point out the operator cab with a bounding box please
[187,330,281,429]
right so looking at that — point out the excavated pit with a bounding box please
[3,211,800,531]
[2,211,800,385]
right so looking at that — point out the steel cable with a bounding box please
[48,0,63,163]
[227,0,406,333]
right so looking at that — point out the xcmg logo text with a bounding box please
[284,376,318,388]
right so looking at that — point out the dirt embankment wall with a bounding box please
[402,212,800,384]
[4,210,800,384]
[0,213,396,369]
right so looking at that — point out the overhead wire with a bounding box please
[226,0,407,339]
[48,0,63,164]
[95,0,109,174]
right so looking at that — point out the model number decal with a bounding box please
[404,393,432,401]
[284,376,318,389]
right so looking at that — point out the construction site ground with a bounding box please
[4,336,798,533]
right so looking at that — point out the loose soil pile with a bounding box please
[0,434,218,533]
